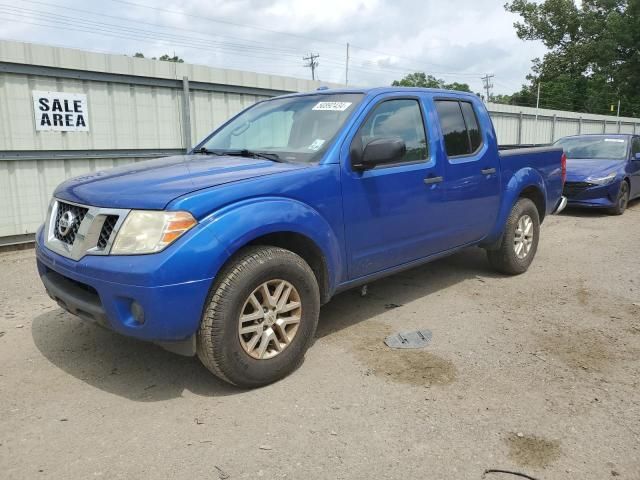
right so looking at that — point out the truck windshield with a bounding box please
[554,136,628,161]
[199,93,364,163]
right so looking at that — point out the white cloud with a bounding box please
[0,0,547,94]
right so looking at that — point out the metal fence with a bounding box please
[487,102,640,145]
[0,40,339,244]
[2,39,640,243]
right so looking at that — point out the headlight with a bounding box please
[586,172,617,185]
[111,211,197,255]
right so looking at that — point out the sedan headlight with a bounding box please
[586,172,617,185]
[111,211,197,255]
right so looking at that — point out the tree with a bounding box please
[392,72,473,93]
[505,0,640,116]
[157,54,184,63]
[131,52,185,63]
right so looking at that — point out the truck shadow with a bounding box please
[31,246,497,401]
[31,312,239,401]
[316,247,499,339]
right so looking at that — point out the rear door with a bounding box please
[434,98,501,245]
[340,94,448,279]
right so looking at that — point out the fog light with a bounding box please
[131,301,145,325]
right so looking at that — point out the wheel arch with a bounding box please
[482,168,547,248]
[203,197,342,304]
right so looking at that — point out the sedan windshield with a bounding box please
[554,136,628,160]
[199,93,364,163]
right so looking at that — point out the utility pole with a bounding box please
[303,53,320,81]
[481,74,494,103]
[534,81,542,140]
[345,43,350,86]
[617,99,621,132]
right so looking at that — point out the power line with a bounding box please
[107,0,486,76]
[4,0,531,93]
[0,9,310,66]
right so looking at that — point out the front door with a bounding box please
[629,136,640,198]
[341,95,448,279]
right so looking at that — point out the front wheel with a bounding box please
[197,246,320,388]
[486,198,540,275]
[607,181,629,216]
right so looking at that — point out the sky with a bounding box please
[1,0,548,95]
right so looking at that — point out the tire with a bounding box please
[486,198,540,275]
[197,246,320,388]
[607,181,629,216]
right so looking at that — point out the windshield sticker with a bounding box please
[604,138,625,142]
[312,101,352,111]
[308,139,326,151]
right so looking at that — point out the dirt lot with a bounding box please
[1,203,639,480]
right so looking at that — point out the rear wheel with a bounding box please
[607,181,629,216]
[197,246,320,388]
[486,198,540,275]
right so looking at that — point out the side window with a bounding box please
[460,102,482,152]
[435,100,483,157]
[357,99,428,163]
[631,137,640,157]
[435,100,469,157]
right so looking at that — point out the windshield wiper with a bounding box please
[224,149,284,163]
[192,147,284,162]
[192,147,224,155]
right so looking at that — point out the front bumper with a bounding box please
[36,228,214,352]
[563,180,621,208]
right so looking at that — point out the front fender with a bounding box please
[485,168,547,245]
[203,197,343,293]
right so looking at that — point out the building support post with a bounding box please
[182,76,192,153]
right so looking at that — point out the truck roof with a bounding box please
[277,86,480,100]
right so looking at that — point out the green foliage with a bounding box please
[391,72,473,93]
[505,0,640,116]
[157,54,184,63]
[131,52,184,63]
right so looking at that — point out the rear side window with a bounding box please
[357,99,428,163]
[631,137,640,157]
[460,102,481,152]
[435,100,483,157]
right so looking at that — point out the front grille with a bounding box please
[97,215,119,250]
[54,202,89,245]
[563,181,594,198]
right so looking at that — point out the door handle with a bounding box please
[424,176,444,185]
[481,168,496,175]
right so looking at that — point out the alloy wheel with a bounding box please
[238,279,302,360]
[514,214,534,259]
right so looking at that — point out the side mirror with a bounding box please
[354,137,406,170]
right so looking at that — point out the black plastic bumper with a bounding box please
[40,270,110,329]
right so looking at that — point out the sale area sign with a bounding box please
[32,91,89,131]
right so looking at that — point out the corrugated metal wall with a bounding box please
[487,103,639,145]
[2,39,640,242]
[0,40,339,243]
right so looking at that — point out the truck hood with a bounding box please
[565,158,625,182]
[54,154,308,210]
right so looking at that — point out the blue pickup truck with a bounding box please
[36,87,565,387]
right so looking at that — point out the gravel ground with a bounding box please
[1,203,639,480]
